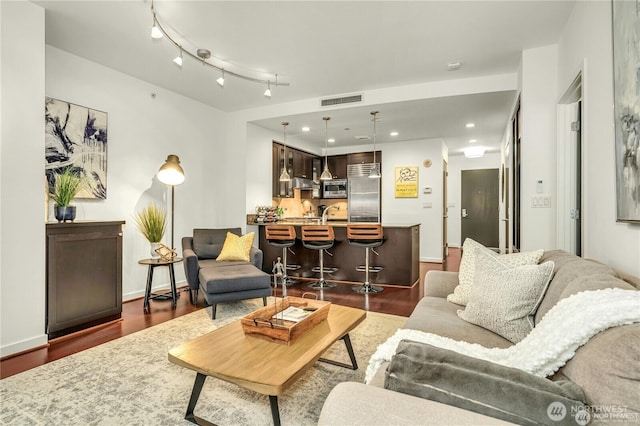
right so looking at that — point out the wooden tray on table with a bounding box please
[241,296,331,345]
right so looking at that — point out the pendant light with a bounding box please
[320,117,333,180]
[279,122,291,182]
[369,111,381,179]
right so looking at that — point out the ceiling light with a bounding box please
[301,126,310,132]
[320,117,333,180]
[216,69,225,87]
[464,146,486,158]
[465,123,475,128]
[279,122,291,182]
[264,81,272,98]
[447,61,462,71]
[173,48,183,67]
[148,0,288,94]
[390,131,399,137]
[328,138,335,143]
[468,139,477,143]
[369,111,381,179]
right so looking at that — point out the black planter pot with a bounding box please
[54,205,77,222]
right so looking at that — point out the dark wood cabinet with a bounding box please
[293,151,312,179]
[347,151,382,166]
[46,221,124,339]
[327,155,348,179]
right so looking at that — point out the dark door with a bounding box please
[461,169,499,248]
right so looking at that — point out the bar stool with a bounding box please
[301,225,337,289]
[265,225,299,296]
[347,223,384,293]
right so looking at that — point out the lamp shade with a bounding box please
[157,154,185,185]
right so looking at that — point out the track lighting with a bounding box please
[149,0,288,96]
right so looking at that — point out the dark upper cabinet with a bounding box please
[327,155,348,179]
[347,151,382,165]
[293,151,312,179]
[272,143,293,198]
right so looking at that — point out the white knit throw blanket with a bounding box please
[365,288,640,384]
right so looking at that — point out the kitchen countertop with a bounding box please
[246,216,419,228]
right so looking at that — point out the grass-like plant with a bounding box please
[49,168,86,206]
[133,203,167,243]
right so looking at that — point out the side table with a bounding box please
[139,257,183,312]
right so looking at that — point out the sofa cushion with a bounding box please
[534,250,618,324]
[385,340,586,426]
[216,232,255,262]
[447,238,544,306]
[193,228,241,259]
[458,249,554,343]
[405,297,513,349]
[199,264,270,294]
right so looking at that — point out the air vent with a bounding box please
[321,94,363,107]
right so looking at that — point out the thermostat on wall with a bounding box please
[424,187,432,194]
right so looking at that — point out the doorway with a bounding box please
[461,169,500,248]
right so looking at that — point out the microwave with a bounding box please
[322,179,348,198]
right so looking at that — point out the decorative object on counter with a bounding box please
[157,154,185,250]
[255,205,279,223]
[154,242,177,261]
[133,203,167,259]
[279,122,292,182]
[320,117,333,180]
[394,166,419,198]
[45,97,108,200]
[49,167,88,222]
[369,111,381,179]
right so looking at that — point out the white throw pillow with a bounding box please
[457,249,554,343]
[447,238,544,306]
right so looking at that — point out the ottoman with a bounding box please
[199,264,272,319]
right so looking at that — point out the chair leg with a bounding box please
[263,297,267,306]
[309,249,337,289]
[211,304,217,320]
[352,247,383,294]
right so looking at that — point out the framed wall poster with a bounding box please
[612,0,640,222]
[395,166,419,198]
[45,97,108,199]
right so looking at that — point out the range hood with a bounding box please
[292,177,314,190]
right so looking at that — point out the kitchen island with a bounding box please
[251,219,419,286]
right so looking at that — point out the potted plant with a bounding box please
[133,203,167,259]
[49,167,86,222]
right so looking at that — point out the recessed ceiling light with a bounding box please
[447,61,462,71]
[465,123,475,128]
[468,139,477,143]
[390,131,399,137]
[328,138,335,143]
[301,126,310,132]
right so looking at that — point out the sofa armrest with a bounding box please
[423,270,459,298]
[250,246,263,269]
[318,382,514,425]
[181,236,199,291]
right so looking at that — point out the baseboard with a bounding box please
[420,257,443,263]
[123,279,187,302]
[1,333,48,358]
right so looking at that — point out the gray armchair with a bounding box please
[182,228,271,319]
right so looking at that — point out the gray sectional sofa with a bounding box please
[182,228,272,319]
[319,250,640,425]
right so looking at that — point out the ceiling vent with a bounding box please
[321,94,363,107]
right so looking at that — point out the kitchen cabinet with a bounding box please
[46,221,124,339]
[272,143,294,197]
[347,151,382,165]
[293,150,312,179]
[326,155,348,179]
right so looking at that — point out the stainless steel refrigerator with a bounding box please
[347,163,381,222]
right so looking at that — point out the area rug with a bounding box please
[0,298,406,425]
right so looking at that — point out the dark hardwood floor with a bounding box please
[0,248,460,380]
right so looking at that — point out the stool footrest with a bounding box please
[312,266,338,274]
[286,264,301,271]
[356,265,383,273]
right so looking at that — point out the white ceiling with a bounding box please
[36,0,576,153]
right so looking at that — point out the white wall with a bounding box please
[519,45,559,251]
[46,46,227,301]
[447,152,502,247]
[0,1,48,356]
[556,1,640,276]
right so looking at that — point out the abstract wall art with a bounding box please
[45,98,108,199]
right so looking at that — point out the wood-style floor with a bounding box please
[0,248,461,380]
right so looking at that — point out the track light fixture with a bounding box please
[149,0,289,96]
[173,47,183,67]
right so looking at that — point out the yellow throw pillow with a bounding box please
[216,232,255,262]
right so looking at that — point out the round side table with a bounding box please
[138,257,183,312]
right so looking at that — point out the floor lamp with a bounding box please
[157,154,185,250]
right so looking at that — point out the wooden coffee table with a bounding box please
[168,303,366,426]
